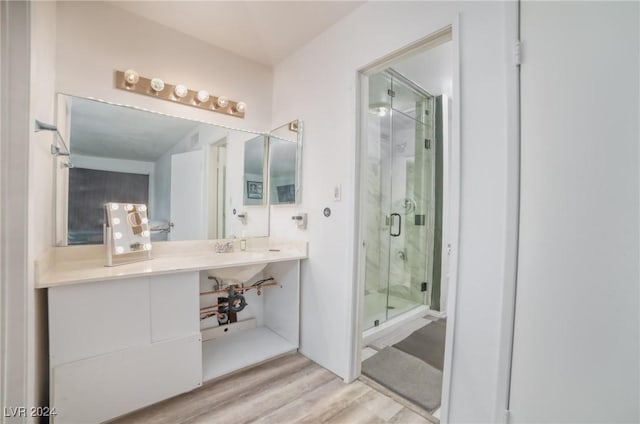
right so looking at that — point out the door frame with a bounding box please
[1,0,32,414]
[203,136,227,239]
[348,22,461,422]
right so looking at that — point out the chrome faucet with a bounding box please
[214,241,234,253]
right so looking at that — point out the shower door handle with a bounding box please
[390,213,401,237]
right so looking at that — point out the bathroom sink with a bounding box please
[207,263,267,282]
[207,251,269,282]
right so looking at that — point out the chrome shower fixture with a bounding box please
[34,119,73,167]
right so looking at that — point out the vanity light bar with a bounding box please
[114,70,246,119]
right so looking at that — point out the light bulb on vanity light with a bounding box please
[216,96,229,108]
[196,90,210,103]
[150,78,165,92]
[124,69,139,85]
[235,101,246,113]
[174,84,189,99]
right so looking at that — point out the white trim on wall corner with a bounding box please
[495,2,522,422]
[437,17,460,424]
[0,0,31,419]
[0,0,4,416]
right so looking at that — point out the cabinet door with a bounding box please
[49,277,151,367]
[149,272,200,342]
[49,272,202,423]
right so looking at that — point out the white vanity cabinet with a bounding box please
[48,273,202,424]
[40,240,307,423]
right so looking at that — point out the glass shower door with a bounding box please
[363,70,435,330]
[386,94,434,321]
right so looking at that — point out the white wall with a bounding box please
[510,2,639,422]
[56,1,272,132]
[271,2,515,422]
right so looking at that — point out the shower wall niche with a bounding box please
[363,69,443,329]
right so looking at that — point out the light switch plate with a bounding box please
[333,184,342,201]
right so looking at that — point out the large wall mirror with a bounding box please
[269,120,303,205]
[55,94,272,246]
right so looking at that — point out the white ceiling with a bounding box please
[70,97,200,161]
[109,1,365,66]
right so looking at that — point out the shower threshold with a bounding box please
[363,304,429,346]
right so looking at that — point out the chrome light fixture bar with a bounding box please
[114,70,246,119]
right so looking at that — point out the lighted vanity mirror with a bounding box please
[269,120,303,205]
[55,94,270,246]
[104,202,152,255]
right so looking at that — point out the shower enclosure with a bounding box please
[362,69,441,330]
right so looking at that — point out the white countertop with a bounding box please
[36,238,307,288]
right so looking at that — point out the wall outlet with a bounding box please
[333,184,342,201]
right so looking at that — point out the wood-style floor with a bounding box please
[111,353,433,424]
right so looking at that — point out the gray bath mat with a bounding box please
[393,319,446,371]
[362,346,442,412]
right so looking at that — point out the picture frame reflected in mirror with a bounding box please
[247,181,263,199]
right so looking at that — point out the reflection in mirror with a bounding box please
[269,120,302,205]
[56,95,270,246]
[243,136,267,205]
[69,168,149,245]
